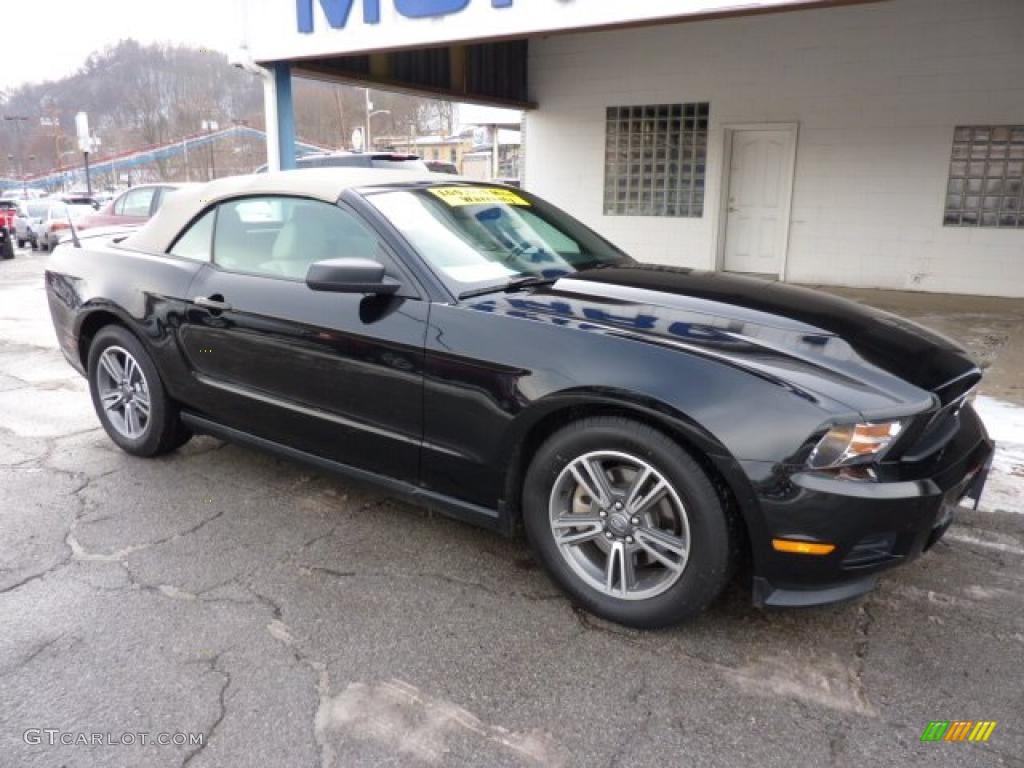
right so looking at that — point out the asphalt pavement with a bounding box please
[1,243,1022,768]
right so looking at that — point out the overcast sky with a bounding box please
[0,0,242,91]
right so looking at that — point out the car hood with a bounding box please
[500,265,979,418]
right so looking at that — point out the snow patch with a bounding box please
[969,396,1024,514]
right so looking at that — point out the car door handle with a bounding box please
[194,295,232,312]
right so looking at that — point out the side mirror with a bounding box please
[306,258,400,295]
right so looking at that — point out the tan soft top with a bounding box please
[121,168,452,253]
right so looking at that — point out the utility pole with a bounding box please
[364,88,372,153]
[74,112,100,196]
[202,119,219,179]
[3,115,30,197]
[83,151,92,195]
[333,87,345,149]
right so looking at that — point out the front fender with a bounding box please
[497,387,770,547]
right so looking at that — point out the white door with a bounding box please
[723,129,794,275]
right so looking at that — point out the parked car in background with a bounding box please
[37,202,94,251]
[256,152,428,173]
[14,200,50,249]
[45,170,993,629]
[1,188,46,201]
[425,160,459,175]
[80,183,194,230]
[0,200,16,259]
[58,193,101,209]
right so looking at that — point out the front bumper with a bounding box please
[743,404,993,607]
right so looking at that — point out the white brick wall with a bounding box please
[524,0,1024,297]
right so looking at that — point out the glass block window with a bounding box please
[604,103,709,217]
[944,125,1024,228]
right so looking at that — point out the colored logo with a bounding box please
[920,721,997,742]
[297,0,514,34]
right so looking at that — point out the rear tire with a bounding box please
[87,325,192,457]
[16,237,26,249]
[523,416,734,628]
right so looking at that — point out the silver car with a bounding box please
[13,200,50,249]
[35,202,94,251]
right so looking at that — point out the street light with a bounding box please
[363,88,391,152]
[3,115,30,197]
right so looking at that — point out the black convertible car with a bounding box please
[45,170,993,628]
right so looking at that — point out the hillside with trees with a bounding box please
[0,39,455,182]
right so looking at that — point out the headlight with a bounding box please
[807,420,905,469]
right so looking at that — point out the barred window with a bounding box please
[604,103,709,217]
[943,125,1024,228]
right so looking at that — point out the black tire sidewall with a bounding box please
[523,418,732,628]
[87,325,176,457]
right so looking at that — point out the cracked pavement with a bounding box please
[2,246,1023,767]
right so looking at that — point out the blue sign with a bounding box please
[297,0,513,33]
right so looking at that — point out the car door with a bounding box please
[177,194,428,482]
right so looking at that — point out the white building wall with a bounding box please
[525,0,1024,297]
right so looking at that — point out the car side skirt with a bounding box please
[180,412,508,534]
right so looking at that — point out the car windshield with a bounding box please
[28,203,48,218]
[365,185,629,293]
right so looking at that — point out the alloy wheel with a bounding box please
[95,345,152,439]
[548,450,691,601]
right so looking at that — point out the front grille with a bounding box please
[842,533,898,568]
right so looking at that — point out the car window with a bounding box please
[212,196,384,281]
[151,186,177,214]
[121,188,156,217]
[169,209,216,262]
[28,203,48,218]
[46,204,68,220]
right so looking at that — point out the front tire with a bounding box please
[87,325,191,457]
[523,417,734,628]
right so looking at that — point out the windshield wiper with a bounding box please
[458,275,560,300]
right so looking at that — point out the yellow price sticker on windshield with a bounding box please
[428,186,530,207]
